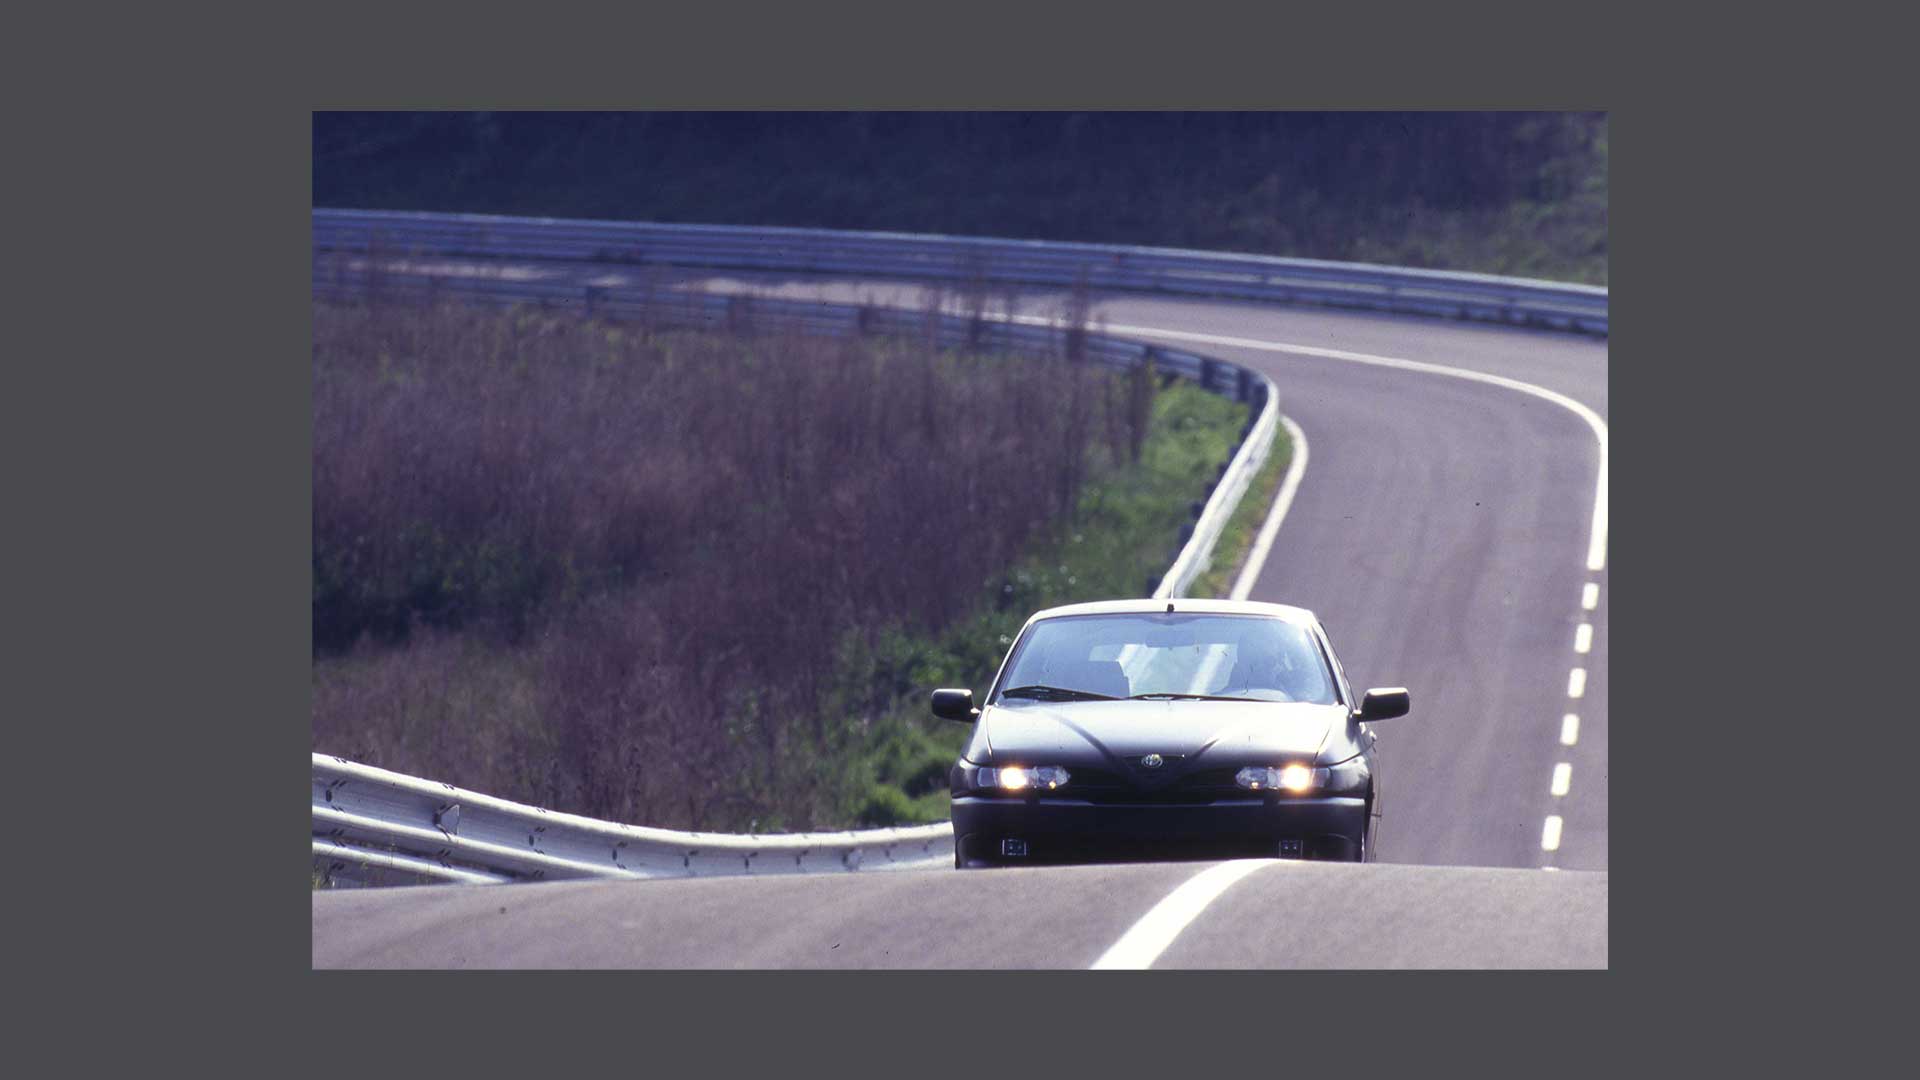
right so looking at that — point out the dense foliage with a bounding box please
[313,111,1607,283]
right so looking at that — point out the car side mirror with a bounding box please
[1356,688,1410,721]
[931,688,979,723]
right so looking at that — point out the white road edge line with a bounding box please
[1027,317,1609,574]
[1231,414,1309,601]
[1090,859,1273,970]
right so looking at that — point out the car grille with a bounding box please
[1064,766,1249,805]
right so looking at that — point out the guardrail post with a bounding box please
[1236,367,1251,403]
[1199,358,1218,393]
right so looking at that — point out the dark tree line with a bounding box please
[313,111,1605,276]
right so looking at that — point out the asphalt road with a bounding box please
[313,262,1609,967]
[1123,297,1607,873]
[314,859,1606,969]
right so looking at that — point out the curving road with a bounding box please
[656,275,1610,874]
[1103,302,1609,872]
[313,264,1608,968]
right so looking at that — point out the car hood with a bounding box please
[979,699,1348,768]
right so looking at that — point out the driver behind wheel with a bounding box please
[1214,630,1330,702]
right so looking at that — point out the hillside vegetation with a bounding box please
[313,112,1607,284]
[312,299,1251,830]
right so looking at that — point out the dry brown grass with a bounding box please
[312,298,1151,829]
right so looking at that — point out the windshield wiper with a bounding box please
[1000,684,1115,702]
[1128,693,1262,702]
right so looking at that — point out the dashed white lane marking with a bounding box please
[1230,414,1309,601]
[1551,593,1594,860]
[1090,859,1272,970]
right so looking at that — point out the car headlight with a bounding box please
[976,764,1070,791]
[1236,764,1325,792]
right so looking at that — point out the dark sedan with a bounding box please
[934,598,1408,867]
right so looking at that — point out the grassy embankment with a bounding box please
[842,375,1254,825]
[1188,419,1295,602]
[852,391,1297,825]
[313,298,1254,831]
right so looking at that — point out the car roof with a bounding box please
[1025,597,1320,626]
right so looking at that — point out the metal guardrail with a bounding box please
[309,211,1288,885]
[312,266,1258,395]
[313,208,1607,335]
[314,755,956,887]
[1159,363,1278,599]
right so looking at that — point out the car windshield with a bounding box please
[994,613,1338,705]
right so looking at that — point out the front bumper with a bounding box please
[951,794,1368,862]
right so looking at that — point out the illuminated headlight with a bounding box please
[977,765,1070,791]
[1235,764,1326,792]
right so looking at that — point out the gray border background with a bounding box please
[34,1,1831,1071]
